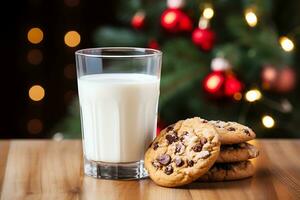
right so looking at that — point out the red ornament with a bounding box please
[203,71,243,98]
[148,39,160,49]
[275,67,296,93]
[160,8,192,33]
[131,11,145,30]
[225,75,243,96]
[261,65,296,93]
[261,65,277,88]
[203,71,225,97]
[192,27,215,51]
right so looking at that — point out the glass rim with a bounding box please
[75,47,162,58]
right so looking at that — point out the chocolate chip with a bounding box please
[187,160,194,167]
[152,161,161,169]
[175,143,182,154]
[202,119,208,123]
[192,143,203,152]
[216,125,221,128]
[244,129,250,135]
[165,133,178,144]
[157,154,171,166]
[174,158,184,167]
[227,127,236,131]
[153,142,159,150]
[200,137,207,145]
[166,126,174,132]
[164,165,174,175]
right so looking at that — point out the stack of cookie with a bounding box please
[144,117,259,187]
[198,120,259,182]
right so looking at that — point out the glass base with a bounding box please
[84,158,148,180]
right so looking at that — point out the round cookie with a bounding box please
[145,117,221,187]
[217,142,259,163]
[209,120,256,144]
[198,161,255,182]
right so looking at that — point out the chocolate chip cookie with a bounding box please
[145,117,221,187]
[217,142,259,163]
[209,120,256,144]
[198,161,255,182]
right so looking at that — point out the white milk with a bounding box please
[78,73,159,163]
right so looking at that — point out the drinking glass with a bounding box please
[75,47,162,179]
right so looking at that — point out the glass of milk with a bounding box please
[75,47,162,179]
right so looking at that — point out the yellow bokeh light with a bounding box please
[245,10,257,27]
[279,36,294,52]
[262,115,275,128]
[27,27,44,44]
[64,31,81,47]
[27,119,43,134]
[164,12,176,24]
[245,89,262,102]
[203,7,214,19]
[29,85,45,101]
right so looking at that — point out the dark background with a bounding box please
[0,0,299,138]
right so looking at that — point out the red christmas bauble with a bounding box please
[261,65,296,93]
[203,71,243,98]
[203,71,225,97]
[275,67,296,93]
[160,8,192,33]
[261,65,277,89]
[148,39,160,49]
[225,75,243,96]
[192,27,215,51]
[131,11,145,30]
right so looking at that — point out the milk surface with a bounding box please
[78,73,159,162]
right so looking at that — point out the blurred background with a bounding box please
[1,0,299,139]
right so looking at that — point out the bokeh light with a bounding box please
[64,90,76,103]
[29,85,45,101]
[245,10,257,27]
[205,74,223,92]
[262,115,275,128]
[64,30,81,47]
[233,92,242,101]
[27,27,44,44]
[27,119,43,134]
[27,49,43,65]
[245,89,262,102]
[64,64,76,79]
[64,0,80,7]
[279,36,294,52]
[203,7,214,19]
[164,11,176,24]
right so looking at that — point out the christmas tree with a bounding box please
[54,0,299,139]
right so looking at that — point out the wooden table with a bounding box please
[0,139,299,200]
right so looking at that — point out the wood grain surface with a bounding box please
[0,139,299,200]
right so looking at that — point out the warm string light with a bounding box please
[64,30,81,47]
[262,115,275,128]
[27,27,44,44]
[27,119,43,134]
[245,89,262,102]
[29,85,45,101]
[245,9,257,27]
[202,6,214,19]
[279,36,294,52]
